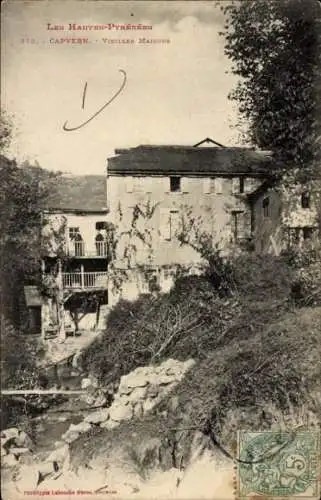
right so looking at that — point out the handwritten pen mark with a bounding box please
[82,81,87,109]
[63,69,127,132]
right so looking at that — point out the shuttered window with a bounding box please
[203,178,212,194]
[232,178,240,194]
[181,178,189,193]
[214,178,223,194]
[160,209,171,240]
[125,176,134,193]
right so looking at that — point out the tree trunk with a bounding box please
[56,259,66,342]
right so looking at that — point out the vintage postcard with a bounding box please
[1,0,321,499]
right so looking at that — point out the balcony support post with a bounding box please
[80,264,85,289]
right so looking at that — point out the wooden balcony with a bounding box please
[62,272,108,289]
[67,241,108,258]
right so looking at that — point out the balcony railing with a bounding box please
[62,272,108,289]
[68,241,108,258]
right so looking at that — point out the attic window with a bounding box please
[170,177,181,192]
[301,192,310,209]
[263,197,270,217]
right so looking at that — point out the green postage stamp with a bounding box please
[237,430,320,499]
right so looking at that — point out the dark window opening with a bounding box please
[170,177,181,192]
[74,232,84,256]
[95,233,108,256]
[301,192,310,209]
[263,197,270,217]
[69,227,80,239]
[239,177,245,193]
[232,211,244,240]
[303,227,314,240]
[96,221,108,231]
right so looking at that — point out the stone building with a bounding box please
[250,176,321,255]
[106,140,274,303]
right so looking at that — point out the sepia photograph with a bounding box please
[1,0,321,498]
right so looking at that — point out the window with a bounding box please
[96,221,108,231]
[95,233,108,256]
[303,227,314,240]
[159,209,179,240]
[169,210,180,239]
[69,227,80,239]
[160,209,171,240]
[74,232,84,256]
[263,197,270,217]
[214,178,223,194]
[170,176,181,192]
[203,178,212,194]
[301,192,310,209]
[232,177,245,194]
[125,176,134,193]
[231,211,245,240]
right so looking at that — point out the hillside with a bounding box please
[2,253,321,498]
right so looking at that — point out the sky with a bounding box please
[1,0,240,175]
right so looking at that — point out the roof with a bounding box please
[107,145,275,176]
[24,286,42,307]
[45,175,107,213]
[247,178,280,202]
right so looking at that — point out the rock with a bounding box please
[54,440,66,448]
[109,402,133,422]
[127,385,148,401]
[100,419,120,430]
[118,384,133,396]
[143,399,158,414]
[2,453,19,467]
[85,409,109,424]
[146,385,159,398]
[82,393,96,406]
[57,415,68,422]
[1,428,19,440]
[157,374,177,385]
[91,391,107,408]
[183,358,196,372]
[70,422,92,434]
[81,378,92,389]
[133,402,144,419]
[122,372,149,389]
[61,430,80,444]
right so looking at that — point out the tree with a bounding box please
[0,108,13,153]
[220,0,321,176]
[0,157,60,325]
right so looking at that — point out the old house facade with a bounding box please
[106,140,274,304]
[26,141,321,331]
[251,176,321,255]
[34,175,110,337]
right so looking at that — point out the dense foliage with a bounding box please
[221,0,321,173]
[82,254,294,385]
[0,156,59,325]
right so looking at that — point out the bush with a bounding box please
[82,255,294,385]
[1,315,41,389]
